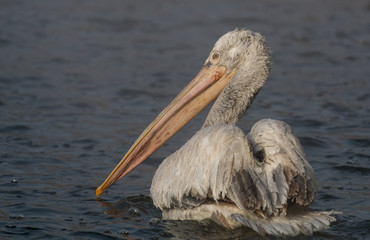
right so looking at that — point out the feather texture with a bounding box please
[150,119,338,235]
[151,119,316,214]
[162,202,339,236]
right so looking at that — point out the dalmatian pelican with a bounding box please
[96,29,339,236]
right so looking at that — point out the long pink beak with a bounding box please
[96,64,236,197]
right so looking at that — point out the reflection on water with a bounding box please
[1,0,369,239]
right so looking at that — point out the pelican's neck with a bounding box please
[202,45,271,128]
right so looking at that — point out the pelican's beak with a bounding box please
[96,64,236,197]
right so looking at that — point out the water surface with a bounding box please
[1,1,369,239]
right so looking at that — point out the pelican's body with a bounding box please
[151,121,336,235]
[97,29,339,237]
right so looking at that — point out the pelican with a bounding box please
[96,29,339,236]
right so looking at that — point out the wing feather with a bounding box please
[150,119,317,217]
[246,119,317,211]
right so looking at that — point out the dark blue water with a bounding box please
[1,1,369,239]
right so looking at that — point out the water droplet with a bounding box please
[9,214,24,220]
[149,217,160,225]
[346,160,354,165]
[128,207,141,216]
[118,229,129,235]
[6,224,16,228]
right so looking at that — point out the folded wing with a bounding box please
[150,119,317,218]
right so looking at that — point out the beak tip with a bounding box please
[96,185,103,198]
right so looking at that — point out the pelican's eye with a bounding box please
[210,52,220,64]
[212,52,220,60]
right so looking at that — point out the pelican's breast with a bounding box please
[150,124,253,210]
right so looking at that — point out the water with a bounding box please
[1,0,369,239]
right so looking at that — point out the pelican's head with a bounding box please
[206,29,270,74]
[96,29,271,197]
[202,29,271,126]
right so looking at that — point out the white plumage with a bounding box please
[151,120,337,236]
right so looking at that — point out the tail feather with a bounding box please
[232,210,340,236]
